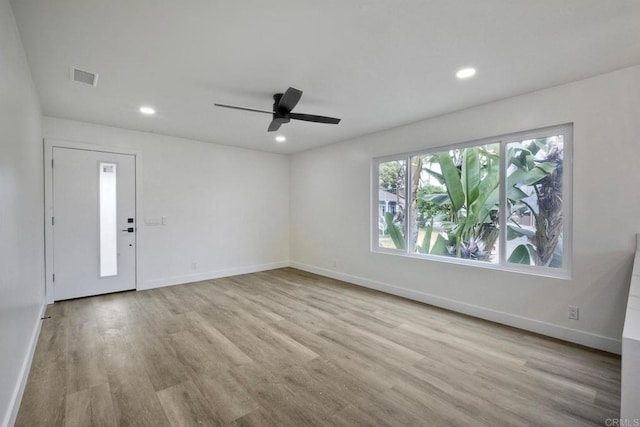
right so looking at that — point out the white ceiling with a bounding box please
[11,0,640,154]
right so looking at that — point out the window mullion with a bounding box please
[405,155,411,254]
[372,159,379,251]
[499,140,507,266]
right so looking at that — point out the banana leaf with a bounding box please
[422,166,446,186]
[479,147,500,161]
[436,152,465,212]
[508,166,550,186]
[507,224,535,240]
[535,162,558,174]
[419,219,433,254]
[430,234,449,256]
[508,244,531,264]
[507,185,529,201]
[384,212,405,249]
[469,158,499,221]
[421,192,451,205]
[461,147,480,208]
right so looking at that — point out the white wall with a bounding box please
[44,117,290,290]
[0,0,45,425]
[290,66,640,353]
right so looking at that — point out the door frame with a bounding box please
[44,139,143,304]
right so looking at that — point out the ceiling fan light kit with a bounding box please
[215,87,341,132]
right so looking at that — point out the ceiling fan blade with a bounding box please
[268,119,284,132]
[277,87,303,113]
[289,113,341,125]
[214,103,273,115]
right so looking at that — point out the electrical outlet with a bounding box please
[191,262,197,270]
[568,305,579,320]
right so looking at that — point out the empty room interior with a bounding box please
[2,1,640,426]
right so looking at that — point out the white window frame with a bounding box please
[371,123,573,279]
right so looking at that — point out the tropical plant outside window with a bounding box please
[373,124,571,276]
[412,143,500,262]
[378,160,406,249]
[506,136,565,268]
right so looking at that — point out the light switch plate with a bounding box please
[144,217,161,226]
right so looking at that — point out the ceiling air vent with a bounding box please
[70,67,98,86]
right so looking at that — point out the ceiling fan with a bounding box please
[214,87,341,132]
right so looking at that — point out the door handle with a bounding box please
[122,227,135,233]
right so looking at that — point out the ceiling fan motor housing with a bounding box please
[273,94,290,123]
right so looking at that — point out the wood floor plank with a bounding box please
[168,330,229,375]
[195,310,319,371]
[191,369,260,424]
[156,380,220,427]
[16,268,621,426]
[15,347,67,426]
[329,403,395,427]
[64,314,108,395]
[35,304,68,354]
[184,311,254,366]
[102,328,171,427]
[63,388,90,427]
[64,383,118,427]
[132,292,188,337]
[92,292,143,334]
[128,326,191,392]
[228,363,330,426]
[277,358,354,414]
[270,319,398,393]
[229,406,290,427]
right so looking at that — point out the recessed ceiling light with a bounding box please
[139,106,156,115]
[456,67,476,79]
[275,135,286,143]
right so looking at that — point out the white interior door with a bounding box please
[53,147,136,300]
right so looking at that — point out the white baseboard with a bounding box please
[290,261,622,355]
[140,261,290,291]
[4,302,47,427]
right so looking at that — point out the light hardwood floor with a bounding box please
[16,268,620,426]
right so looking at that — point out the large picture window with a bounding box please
[372,124,572,277]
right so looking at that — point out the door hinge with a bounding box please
[52,274,55,283]
[51,216,55,226]
[51,159,54,168]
